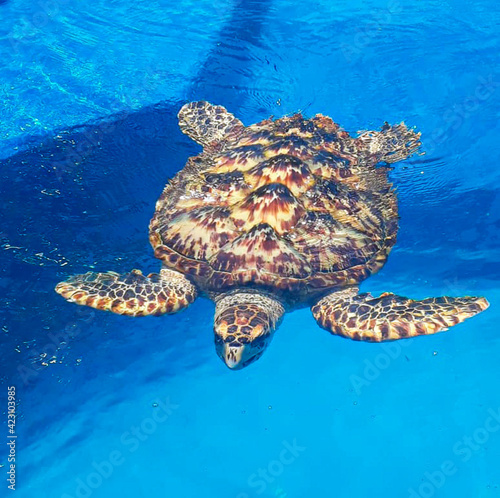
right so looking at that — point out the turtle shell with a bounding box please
[149,113,398,300]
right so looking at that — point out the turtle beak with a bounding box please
[218,343,265,370]
[220,344,246,370]
[214,334,273,370]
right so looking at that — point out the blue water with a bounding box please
[1,0,499,496]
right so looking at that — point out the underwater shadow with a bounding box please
[0,0,273,383]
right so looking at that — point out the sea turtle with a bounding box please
[55,101,489,369]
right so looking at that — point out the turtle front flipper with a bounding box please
[311,289,489,342]
[213,292,285,370]
[178,100,244,146]
[55,268,197,317]
[358,122,421,163]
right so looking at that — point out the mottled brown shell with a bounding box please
[150,112,401,301]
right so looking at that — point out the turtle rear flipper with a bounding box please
[358,122,421,163]
[56,268,197,317]
[178,100,244,146]
[311,290,489,341]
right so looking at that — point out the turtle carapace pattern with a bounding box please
[56,101,489,370]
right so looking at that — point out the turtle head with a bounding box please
[213,292,285,370]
